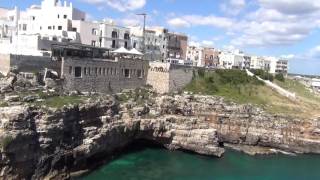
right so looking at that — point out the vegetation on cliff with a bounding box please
[185,69,320,118]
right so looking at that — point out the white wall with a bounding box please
[219,52,234,69]
[72,20,100,46]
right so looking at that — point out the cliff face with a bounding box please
[0,94,320,179]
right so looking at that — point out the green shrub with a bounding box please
[198,69,205,77]
[184,69,266,102]
[275,74,285,82]
[251,69,274,82]
[0,136,13,149]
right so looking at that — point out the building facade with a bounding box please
[203,47,219,68]
[0,0,132,56]
[276,59,289,74]
[186,46,203,67]
[166,32,188,60]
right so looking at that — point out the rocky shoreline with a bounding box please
[1,93,320,179]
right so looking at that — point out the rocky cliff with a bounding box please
[0,94,320,179]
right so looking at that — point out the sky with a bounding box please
[1,0,320,75]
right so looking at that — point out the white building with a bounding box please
[130,26,168,61]
[219,51,234,69]
[276,59,289,74]
[0,6,19,39]
[186,46,203,67]
[100,22,131,49]
[0,0,132,56]
[250,56,265,70]
[17,0,85,41]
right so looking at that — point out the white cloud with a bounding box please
[280,54,295,59]
[189,41,201,47]
[309,45,320,58]
[167,18,190,28]
[167,15,233,29]
[229,0,320,47]
[220,0,246,16]
[81,0,146,12]
[258,0,320,15]
[201,40,214,46]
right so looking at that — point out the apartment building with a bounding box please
[186,46,203,67]
[276,59,289,74]
[0,0,131,56]
[203,48,219,68]
[166,32,188,60]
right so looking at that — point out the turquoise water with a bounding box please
[83,147,320,180]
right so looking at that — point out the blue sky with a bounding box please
[2,0,320,75]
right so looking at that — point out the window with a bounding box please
[75,67,82,78]
[124,69,130,78]
[53,26,55,30]
[95,67,98,75]
[58,26,62,30]
[92,28,98,35]
[84,67,87,75]
[133,42,137,48]
[52,37,57,41]
[124,41,128,48]
[69,66,72,74]
[112,31,118,38]
[112,40,116,48]
[137,70,143,78]
[64,15,67,19]
[48,26,52,30]
[99,68,102,75]
[72,27,77,32]
[40,26,42,30]
[92,40,96,46]
[88,68,91,75]
[22,24,27,31]
[32,16,35,20]
[124,33,130,40]
[103,68,106,75]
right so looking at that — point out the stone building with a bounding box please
[52,45,149,93]
[147,62,194,93]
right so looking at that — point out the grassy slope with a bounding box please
[185,70,320,119]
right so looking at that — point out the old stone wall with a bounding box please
[147,62,194,93]
[0,54,61,75]
[169,64,194,92]
[146,62,171,93]
[62,57,149,93]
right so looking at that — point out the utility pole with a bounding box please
[136,13,147,54]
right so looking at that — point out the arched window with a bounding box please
[124,33,130,40]
[112,31,118,38]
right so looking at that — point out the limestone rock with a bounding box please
[0,94,320,179]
